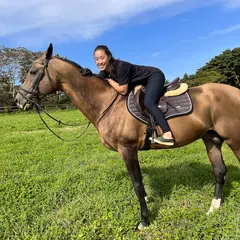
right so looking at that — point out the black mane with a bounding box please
[54,56,107,83]
[55,57,83,70]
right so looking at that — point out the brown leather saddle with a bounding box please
[127,77,193,124]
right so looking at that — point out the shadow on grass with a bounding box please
[140,162,240,221]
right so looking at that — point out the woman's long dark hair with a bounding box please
[94,45,118,78]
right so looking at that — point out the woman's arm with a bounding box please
[108,78,128,95]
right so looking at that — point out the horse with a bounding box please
[15,43,240,230]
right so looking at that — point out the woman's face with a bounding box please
[94,49,111,71]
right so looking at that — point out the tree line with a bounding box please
[0,45,240,110]
[181,48,240,87]
[0,46,71,110]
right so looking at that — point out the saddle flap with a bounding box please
[134,87,149,117]
[133,86,168,115]
[127,87,193,124]
[158,101,168,113]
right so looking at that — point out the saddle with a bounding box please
[127,78,193,149]
[127,77,192,123]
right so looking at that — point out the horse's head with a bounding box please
[15,43,57,110]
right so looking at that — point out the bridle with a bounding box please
[18,58,91,142]
[18,59,50,104]
[18,57,119,142]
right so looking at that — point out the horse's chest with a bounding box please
[99,135,117,150]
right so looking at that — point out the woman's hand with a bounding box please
[107,78,128,95]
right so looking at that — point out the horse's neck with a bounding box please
[58,68,117,125]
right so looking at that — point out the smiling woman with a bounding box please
[15,43,240,230]
[93,45,175,145]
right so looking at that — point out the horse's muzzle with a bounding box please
[15,93,33,111]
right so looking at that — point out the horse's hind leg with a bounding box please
[202,130,227,214]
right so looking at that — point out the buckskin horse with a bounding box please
[15,44,240,230]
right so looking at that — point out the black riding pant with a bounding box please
[144,71,171,133]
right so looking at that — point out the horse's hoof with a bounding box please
[136,222,149,231]
[145,196,154,203]
[206,198,221,215]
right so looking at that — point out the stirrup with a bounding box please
[149,136,174,146]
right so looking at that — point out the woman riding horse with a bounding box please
[15,43,240,230]
[94,45,174,146]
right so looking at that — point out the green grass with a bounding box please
[0,109,239,239]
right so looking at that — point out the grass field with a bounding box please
[0,109,239,239]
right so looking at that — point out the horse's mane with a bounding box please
[54,57,83,70]
[54,56,107,83]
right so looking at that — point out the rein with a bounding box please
[96,92,119,125]
[19,59,91,142]
[20,93,91,142]
[35,103,91,142]
[19,57,119,142]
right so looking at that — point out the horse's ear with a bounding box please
[46,43,53,60]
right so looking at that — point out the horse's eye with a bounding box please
[30,69,37,75]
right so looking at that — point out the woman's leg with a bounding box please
[144,71,174,144]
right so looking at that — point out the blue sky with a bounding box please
[1,0,240,80]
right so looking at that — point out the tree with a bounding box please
[181,47,240,88]
[0,46,72,107]
[18,48,43,84]
[0,75,12,105]
[197,48,240,87]
[0,46,43,103]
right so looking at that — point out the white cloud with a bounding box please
[221,0,240,8]
[152,52,161,57]
[0,0,182,41]
[0,0,239,47]
[211,23,240,35]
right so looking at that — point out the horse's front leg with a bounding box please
[119,147,149,230]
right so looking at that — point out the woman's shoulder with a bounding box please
[117,60,152,69]
[116,60,133,68]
